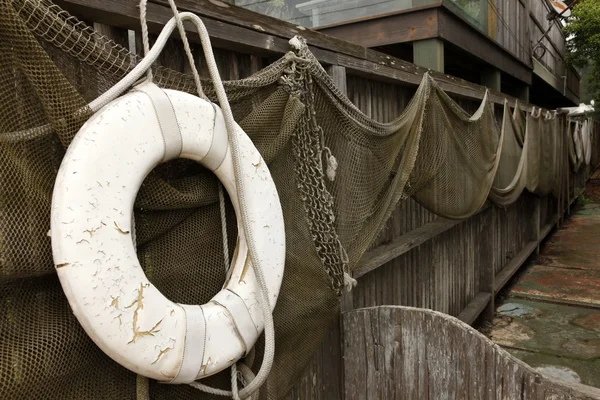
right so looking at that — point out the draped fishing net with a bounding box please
[0,0,580,399]
[569,117,593,172]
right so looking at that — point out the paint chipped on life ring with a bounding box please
[50,81,285,383]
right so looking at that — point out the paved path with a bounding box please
[486,174,600,388]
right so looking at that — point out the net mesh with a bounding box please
[0,0,582,399]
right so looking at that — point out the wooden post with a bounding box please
[481,67,501,91]
[478,208,495,323]
[413,38,444,73]
[533,196,541,255]
[326,64,352,313]
[517,85,530,103]
[325,64,352,400]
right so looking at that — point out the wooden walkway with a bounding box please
[488,174,600,389]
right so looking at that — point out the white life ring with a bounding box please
[50,81,285,383]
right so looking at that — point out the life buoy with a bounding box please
[50,81,285,383]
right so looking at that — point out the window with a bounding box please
[234,0,411,28]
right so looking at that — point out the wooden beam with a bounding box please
[494,240,538,294]
[354,218,461,279]
[318,8,439,49]
[457,292,492,325]
[413,38,444,72]
[481,67,501,91]
[150,0,368,59]
[438,8,532,84]
[54,0,541,112]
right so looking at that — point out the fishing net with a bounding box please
[0,0,578,399]
[489,101,529,206]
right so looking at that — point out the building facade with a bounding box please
[234,0,580,109]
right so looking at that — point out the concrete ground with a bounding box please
[485,174,600,388]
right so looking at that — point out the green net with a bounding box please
[0,0,579,399]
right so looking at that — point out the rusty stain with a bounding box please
[56,262,70,268]
[110,295,119,309]
[252,158,262,170]
[572,314,600,332]
[512,265,600,306]
[114,221,130,235]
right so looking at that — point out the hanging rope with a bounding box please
[136,1,275,399]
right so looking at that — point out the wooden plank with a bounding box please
[353,217,461,279]
[456,291,492,325]
[494,240,538,294]
[56,0,339,63]
[150,0,367,59]
[318,8,440,48]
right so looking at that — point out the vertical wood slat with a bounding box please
[327,65,352,313]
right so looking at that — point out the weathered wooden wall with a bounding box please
[528,0,580,99]
[489,0,530,64]
[34,1,599,398]
[344,306,600,400]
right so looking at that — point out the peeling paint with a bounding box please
[126,284,163,344]
[110,295,120,309]
[152,346,172,364]
[114,221,130,235]
[201,356,212,374]
[83,224,103,238]
[239,256,251,284]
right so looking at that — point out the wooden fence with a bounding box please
[343,306,600,399]
[39,0,600,398]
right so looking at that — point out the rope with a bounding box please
[218,183,230,273]
[136,2,276,398]
[139,0,206,99]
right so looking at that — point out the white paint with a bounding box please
[51,87,285,382]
